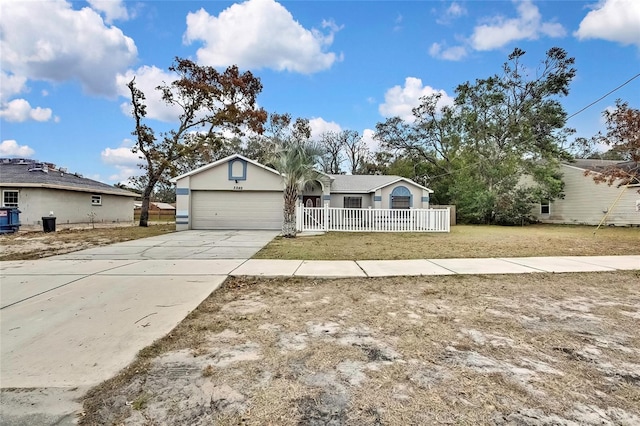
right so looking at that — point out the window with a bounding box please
[391,196,410,209]
[2,190,18,207]
[91,195,102,206]
[390,186,412,209]
[344,197,362,209]
[540,199,550,215]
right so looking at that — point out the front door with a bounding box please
[302,196,322,207]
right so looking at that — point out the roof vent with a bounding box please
[28,162,48,173]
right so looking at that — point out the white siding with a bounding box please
[191,190,283,230]
[534,165,640,226]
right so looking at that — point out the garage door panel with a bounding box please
[192,191,283,230]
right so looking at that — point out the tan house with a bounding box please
[532,160,640,226]
[0,159,138,227]
[171,154,434,231]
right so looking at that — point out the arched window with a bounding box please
[390,186,411,209]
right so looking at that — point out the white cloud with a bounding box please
[1,0,137,96]
[101,147,143,166]
[575,0,640,47]
[379,77,454,122]
[429,42,468,61]
[0,139,35,157]
[102,139,144,183]
[0,98,53,122]
[437,2,467,24]
[309,117,342,140]
[361,129,379,153]
[470,0,566,51]
[447,2,467,18]
[116,66,182,122]
[87,0,130,23]
[184,0,341,73]
[0,72,27,102]
[108,165,143,184]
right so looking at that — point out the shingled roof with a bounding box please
[328,174,432,193]
[0,159,138,197]
[568,159,639,184]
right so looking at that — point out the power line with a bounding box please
[567,72,640,120]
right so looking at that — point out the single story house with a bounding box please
[532,159,640,226]
[171,154,434,230]
[0,158,138,227]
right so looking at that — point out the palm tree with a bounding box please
[269,140,322,237]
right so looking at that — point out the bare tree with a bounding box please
[317,131,344,174]
[341,130,369,174]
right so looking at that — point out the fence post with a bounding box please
[323,203,329,232]
[410,208,414,232]
[296,203,301,232]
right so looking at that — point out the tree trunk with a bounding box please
[139,183,155,227]
[282,184,298,238]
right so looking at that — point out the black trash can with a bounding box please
[42,216,56,233]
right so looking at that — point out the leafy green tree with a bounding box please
[127,58,267,226]
[375,47,576,224]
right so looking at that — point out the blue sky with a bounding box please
[1,0,639,184]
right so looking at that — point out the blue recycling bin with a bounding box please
[0,207,21,234]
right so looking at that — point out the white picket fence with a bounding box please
[296,205,450,233]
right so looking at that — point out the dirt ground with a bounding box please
[81,271,640,425]
[0,223,174,261]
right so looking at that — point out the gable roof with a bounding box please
[170,153,281,183]
[0,160,138,197]
[170,154,434,193]
[328,174,433,193]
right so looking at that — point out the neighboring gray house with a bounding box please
[171,154,434,230]
[532,159,640,226]
[0,159,138,227]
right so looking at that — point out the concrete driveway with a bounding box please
[0,230,278,425]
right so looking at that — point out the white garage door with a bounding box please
[191,190,283,230]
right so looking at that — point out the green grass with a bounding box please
[254,224,640,260]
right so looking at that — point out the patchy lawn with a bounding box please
[81,271,640,425]
[0,224,175,261]
[255,224,640,260]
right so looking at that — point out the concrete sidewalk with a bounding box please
[4,256,638,282]
[231,255,640,277]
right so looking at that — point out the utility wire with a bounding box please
[567,72,640,120]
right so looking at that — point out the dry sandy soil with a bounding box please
[0,224,174,261]
[81,271,640,425]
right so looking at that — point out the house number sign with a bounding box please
[233,186,243,190]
